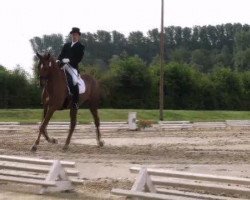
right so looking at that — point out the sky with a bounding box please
[0,0,250,75]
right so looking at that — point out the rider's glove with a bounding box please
[62,58,70,64]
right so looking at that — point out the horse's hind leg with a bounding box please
[90,106,104,147]
[63,107,78,150]
[31,107,57,152]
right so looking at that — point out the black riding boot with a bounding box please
[72,85,79,109]
[65,72,74,95]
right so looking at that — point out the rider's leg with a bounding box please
[64,66,79,109]
[72,85,79,109]
[65,71,74,95]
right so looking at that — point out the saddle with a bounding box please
[63,64,86,95]
[61,64,86,109]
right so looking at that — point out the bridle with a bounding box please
[38,74,49,88]
[38,60,50,87]
[39,75,49,81]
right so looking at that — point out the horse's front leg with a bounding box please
[40,105,51,142]
[31,107,57,152]
[63,107,78,150]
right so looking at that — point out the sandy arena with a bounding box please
[0,125,250,199]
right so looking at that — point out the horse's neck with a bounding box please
[47,68,67,95]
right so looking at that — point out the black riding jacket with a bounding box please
[58,42,85,71]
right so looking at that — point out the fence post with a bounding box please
[128,112,137,130]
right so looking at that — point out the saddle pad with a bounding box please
[78,78,85,94]
[63,64,86,94]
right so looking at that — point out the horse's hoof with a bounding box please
[98,140,105,147]
[31,145,37,152]
[50,138,58,144]
[62,145,69,151]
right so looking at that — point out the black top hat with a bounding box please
[70,27,81,35]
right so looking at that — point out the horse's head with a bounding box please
[36,52,56,87]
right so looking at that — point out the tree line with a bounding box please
[1,23,250,109]
[0,66,40,108]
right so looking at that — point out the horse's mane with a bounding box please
[43,53,58,68]
[49,55,57,67]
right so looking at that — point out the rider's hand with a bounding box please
[62,58,70,64]
[56,60,64,68]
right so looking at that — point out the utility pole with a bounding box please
[159,0,164,121]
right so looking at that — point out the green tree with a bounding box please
[127,31,149,62]
[198,75,217,109]
[103,56,152,108]
[30,34,64,78]
[241,71,250,109]
[30,34,64,57]
[0,66,9,108]
[213,46,233,68]
[174,26,182,48]
[147,28,160,61]
[211,68,243,109]
[234,31,250,71]
[171,48,190,64]
[164,62,202,109]
[95,30,112,63]
[191,49,212,72]
[0,65,40,108]
[182,27,192,48]
[112,31,127,56]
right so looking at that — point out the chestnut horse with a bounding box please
[31,53,104,151]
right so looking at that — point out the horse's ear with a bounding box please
[36,52,42,60]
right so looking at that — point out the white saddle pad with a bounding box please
[78,77,85,94]
[63,64,86,94]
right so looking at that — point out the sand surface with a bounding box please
[0,125,250,199]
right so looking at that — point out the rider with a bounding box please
[58,27,85,109]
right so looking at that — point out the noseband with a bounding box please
[38,61,50,85]
[39,75,49,87]
[39,75,48,80]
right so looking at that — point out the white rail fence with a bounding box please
[112,166,250,199]
[0,119,250,132]
[0,155,83,194]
